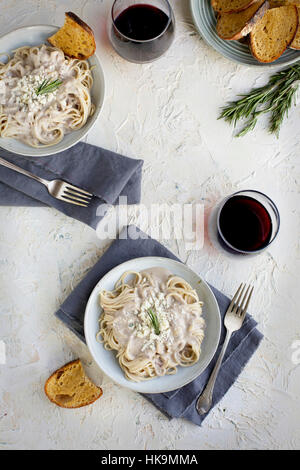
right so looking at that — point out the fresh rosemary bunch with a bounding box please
[147,308,160,335]
[219,63,300,137]
[36,78,62,96]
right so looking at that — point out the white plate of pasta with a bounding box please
[84,257,221,394]
[0,25,105,157]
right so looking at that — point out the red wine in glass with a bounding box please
[109,1,175,63]
[217,191,280,254]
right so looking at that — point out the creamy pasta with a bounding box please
[0,44,94,147]
[98,267,205,382]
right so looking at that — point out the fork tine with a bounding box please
[65,187,93,200]
[65,184,93,197]
[237,285,251,316]
[60,195,88,207]
[240,286,254,320]
[63,190,92,204]
[227,283,243,311]
[232,283,247,313]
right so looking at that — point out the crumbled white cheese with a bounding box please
[160,318,170,331]
[14,73,60,110]
[134,291,173,351]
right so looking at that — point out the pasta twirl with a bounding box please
[97,267,205,382]
[0,44,94,148]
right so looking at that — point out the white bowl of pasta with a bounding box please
[0,25,105,157]
[84,257,221,394]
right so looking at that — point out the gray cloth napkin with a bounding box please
[55,225,263,426]
[0,143,143,229]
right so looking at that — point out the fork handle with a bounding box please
[0,156,48,186]
[196,330,232,415]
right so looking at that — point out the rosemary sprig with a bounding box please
[36,78,62,96]
[219,64,300,137]
[147,308,160,336]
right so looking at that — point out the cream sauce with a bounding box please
[0,44,94,147]
[110,267,205,372]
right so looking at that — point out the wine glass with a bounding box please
[216,190,280,255]
[108,0,175,63]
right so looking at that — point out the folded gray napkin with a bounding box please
[55,225,263,426]
[0,143,143,229]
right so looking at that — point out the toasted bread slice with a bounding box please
[44,359,102,408]
[291,7,300,48]
[48,12,96,60]
[250,6,298,62]
[269,0,286,6]
[270,0,300,5]
[211,0,258,13]
[216,0,269,40]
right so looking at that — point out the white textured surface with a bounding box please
[0,0,300,450]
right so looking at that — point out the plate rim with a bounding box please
[84,256,222,394]
[0,24,105,157]
[189,0,300,68]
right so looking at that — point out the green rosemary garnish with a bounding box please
[219,63,300,137]
[36,78,62,96]
[147,308,160,336]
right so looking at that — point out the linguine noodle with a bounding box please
[97,267,205,382]
[0,44,94,148]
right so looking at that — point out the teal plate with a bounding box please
[190,0,300,67]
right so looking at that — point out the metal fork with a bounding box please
[0,156,93,207]
[196,283,254,415]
